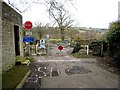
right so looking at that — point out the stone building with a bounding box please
[0,1,23,71]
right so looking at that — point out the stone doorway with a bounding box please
[14,25,20,56]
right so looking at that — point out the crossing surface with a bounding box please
[22,46,118,89]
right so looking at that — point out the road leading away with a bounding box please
[22,45,118,89]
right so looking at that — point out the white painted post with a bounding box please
[87,45,89,55]
[36,43,39,54]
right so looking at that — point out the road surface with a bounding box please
[22,45,118,89]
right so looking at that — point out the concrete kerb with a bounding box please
[15,70,31,89]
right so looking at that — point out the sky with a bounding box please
[3,0,120,29]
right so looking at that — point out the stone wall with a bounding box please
[0,1,2,72]
[1,2,23,70]
[0,1,2,90]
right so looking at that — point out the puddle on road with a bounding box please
[65,66,91,75]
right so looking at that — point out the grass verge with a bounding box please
[96,57,120,75]
[2,65,29,89]
[72,52,94,58]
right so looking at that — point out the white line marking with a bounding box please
[44,74,47,77]
[34,78,38,82]
[43,72,47,77]
[44,67,47,69]
[51,67,53,72]
[50,67,53,77]
[39,76,42,78]
[38,59,81,62]
[57,70,59,74]
[38,67,41,72]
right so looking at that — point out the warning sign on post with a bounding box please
[40,39,46,48]
[25,31,32,35]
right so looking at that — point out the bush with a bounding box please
[107,21,120,67]
[113,47,120,67]
[69,40,75,47]
[16,56,26,65]
[102,41,108,52]
[26,56,35,62]
[71,41,81,53]
[89,40,108,56]
[72,52,94,58]
[16,56,26,62]
[89,40,101,56]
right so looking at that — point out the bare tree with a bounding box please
[47,0,74,41]
[5,0,74,13]
[6,0,31,13]
[35,21,44,39]
[6,0,74,41]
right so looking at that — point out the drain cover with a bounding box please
[65,66,91,75]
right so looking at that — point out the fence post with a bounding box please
[101,43,103,56]
[87,45,89,55]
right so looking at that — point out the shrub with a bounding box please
[26,56,35,62]
[16,56,26,65]
[112,47,120,67]
[89,40,108,56]
[16,56,26,62]
[72,52,94,58]
[89,40,101,56]
[107,21,120,67]
[102,41,108,52]
[71,41,81,53]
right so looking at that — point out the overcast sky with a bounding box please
[4,0,120,28]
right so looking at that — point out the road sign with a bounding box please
[40,39,46,48]
[46,34,50,42]
[25,31,32,35]
[23,36,34,42]
[24,21,32,30]
[46,34,49,39]
[58,45,63,51]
